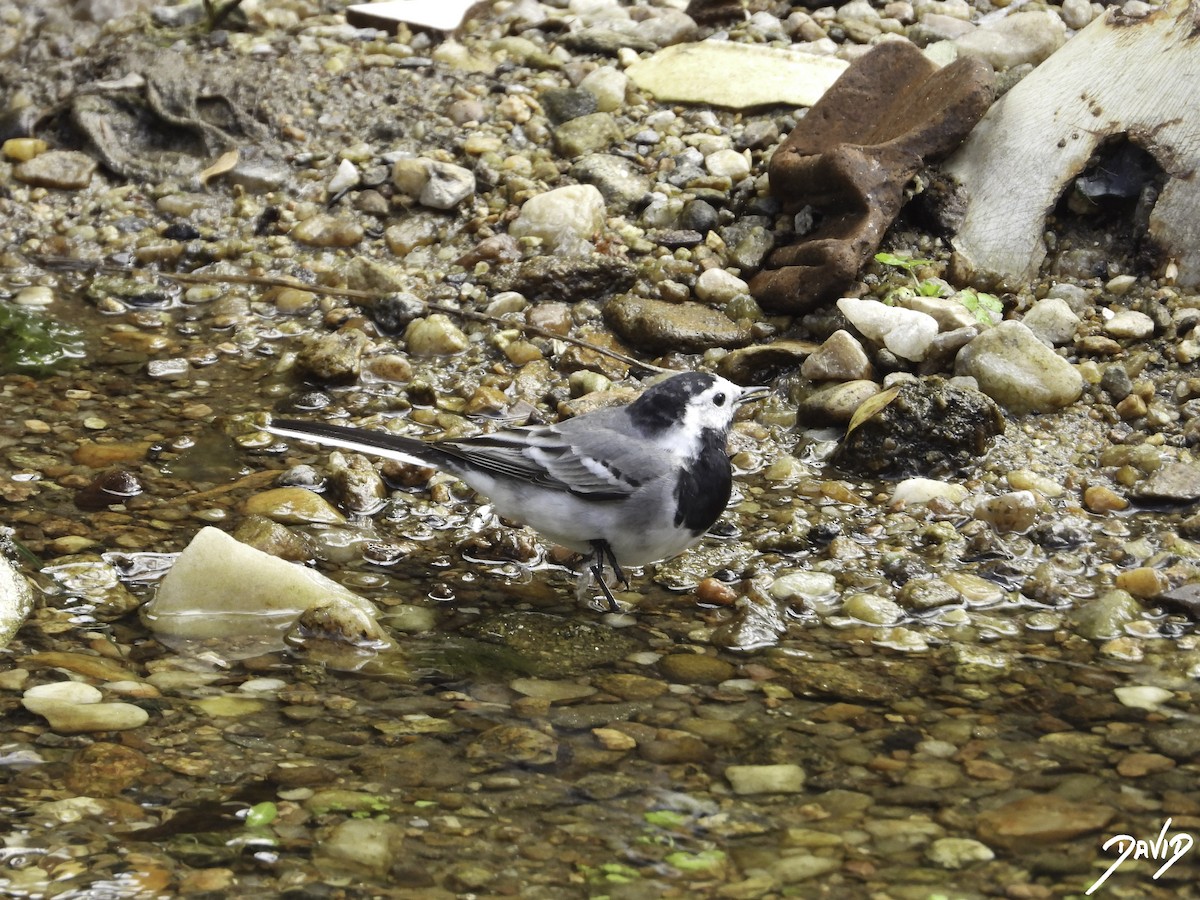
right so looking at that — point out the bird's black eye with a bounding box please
[713,392,726,407]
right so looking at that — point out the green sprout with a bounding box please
[957,288,1003,325]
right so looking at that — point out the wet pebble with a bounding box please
[798,379,881,424]
[955,320,1083,413]
[953,10,1066,70]
[404,313,469,355]
[1022,296,1080,345]
[1105,309,1155,340]
[242,487,346,524]
[969,490,1037,532]
[22,682,149,733]
[694,268,749,304]
[926,837,995,869]
[801,329,872,381]
[659,653,735,684]
[975,794,1113,851]
[420,161,476,210]
[466,724,559,767]
[509,184,606,251]
[14,149,97,189]
[1069,590,1141,640]
[725,763,806,795]
[296,329,369,383]
[290,214,364,247]
[604,295,750,352]
[315,818,406,877]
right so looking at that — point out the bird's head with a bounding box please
[627,372,769,438]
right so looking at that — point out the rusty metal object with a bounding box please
[750,41,993,314]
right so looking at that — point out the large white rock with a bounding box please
[142,527,389,644]
[626,41,847,110]
[0,551,34,649]
[837,297,939,362]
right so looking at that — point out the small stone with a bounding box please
[290,215,364,248]
[694,268,749,304]
[725,763,806,795]
[242,487,347,525]
[296,330,369,383]
[328,158,359,196]
[593,727,636,751]
[1105,309,1154,340]
[14,150,97,189]
[954,645,1011,683]
[419,161,475,210]
[1134,461,1200,503]
[553,112,623,159]
[1006,468,1065,498]
[1114,566,1168,599]
[769,571,837,603]
[578,66,628,112]
[897,577,961,611]
[1113,685,1174,710]
[404,314,469,355]
[1022,297,1080,345]
[705,148,751,180]
[801,329,873,381]
[1069,589,1141,640]
[391,157,431,196]
[509,678,596,703]
[569,153,648,213]
[890,478,968,506]
[2,137,48,161]
[467,724,559,767]
[1083,484,1129,513]
[626,41,847,109]
[953,10,1067,70]
[1115,752,1175,778]
[926,837,995,869]
[13,285,55,307]
[315,818,405,877]
[975,795,1114,851]
[696,576,739,606]
[797,379,881,425]
[604,295,750,352]
[23,684,149,733]
[509,184,607,251]
[843,593,903,625]
[1060,0,1095,27]
[906,295,980,331]
[659,653,735,684]
[970,490,1037,532]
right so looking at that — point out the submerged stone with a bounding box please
[142,526,388,645]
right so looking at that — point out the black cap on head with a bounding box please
[627,372,717,434]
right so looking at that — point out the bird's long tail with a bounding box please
[267,419,441,469]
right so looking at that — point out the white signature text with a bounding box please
[1086,818,1193,894]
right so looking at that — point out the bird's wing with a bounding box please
[437,420,645,500]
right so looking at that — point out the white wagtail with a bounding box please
[266,372,768,609]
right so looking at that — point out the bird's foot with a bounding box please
[584,540,627,612]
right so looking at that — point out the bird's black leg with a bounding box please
[589,540,626,612]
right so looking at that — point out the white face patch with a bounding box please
[666,375,743,454]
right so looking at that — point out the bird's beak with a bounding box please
[737,384,771,404]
